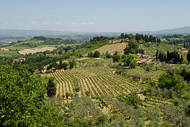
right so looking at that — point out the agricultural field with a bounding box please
[123,67,166,81]
[95,43,127,55]
[18,46,56,55]
[0,50,21,57]
[50,67,142,98]
[6,40,45,50]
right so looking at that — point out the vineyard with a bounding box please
[50,67,142,98]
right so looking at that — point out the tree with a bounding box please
[112,51,120,62]
[0,65,61,126]
[59,59,62,69]
[124,38,139,54]
[47,77,56,97]
[158,71,186,90]
[94,51,100,57]
[187,51,190,64]
[120,33,125,39]
[38,64,44,73]
[62,62,69,70]
[68,56,76,69]
[105,51,112,58]
[74,78,80,92]
[66,92,70,99]
[88,52,94,57]
[122,54,139,68]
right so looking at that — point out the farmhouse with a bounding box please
[46,54,53,56]
[12,58,26,64]
[136,53,152,64]
[178,48,188,53]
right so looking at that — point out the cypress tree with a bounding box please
[47,77,56,97]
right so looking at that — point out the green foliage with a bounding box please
[122,54,139,68]
[156,50,183,64]
[93,50,100,57]
[96,114,108,126]
[62,62,69,70]
[0,65,61,126]
[112,51,120,62]
[66,92,70,99]
[158,71,186,90]
[105,51,112,58]
[74,78,80,92]
[117,93,142,108]
[85,91,90,96]
[124,38,139,54]
[162,102,190,127]
[187,51,190,63]
[47,77,56,97]
[88,51,101,57]
[88,52,94,57]
[68,56,77,69]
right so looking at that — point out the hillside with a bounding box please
[96,43,127,55]
[2,33,190,126]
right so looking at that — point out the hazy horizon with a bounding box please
[0,0,189,32]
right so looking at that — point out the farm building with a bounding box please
[178,48,188,53]
[12,58,26,64]
[136,53,152,64]
[46,54,53,56]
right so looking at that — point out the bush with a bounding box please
[96,114,108,125]
[85,91,90,96]
[94,50,101,57]
[117,93,142,108]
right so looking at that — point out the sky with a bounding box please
[0,0,189,32]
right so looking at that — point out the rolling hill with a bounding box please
[141,26,190,35]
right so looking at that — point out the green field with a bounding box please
[0,50,21,57]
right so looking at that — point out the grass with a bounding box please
[0,50,21,57]
[124,66,166,81]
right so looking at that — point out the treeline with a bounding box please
[9,36,81,47]
[120,33,161,43]
[124,38,144,54]
[156,50,184,64]
[184,42,190,50]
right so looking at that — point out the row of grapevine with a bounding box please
[51,68,141,97]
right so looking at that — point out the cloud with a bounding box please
[82,22,94,25]
[31,21,38,25]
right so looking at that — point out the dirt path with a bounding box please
[62,82,66,98]
[59,83,63,97]
[68,81,74,94]
[65,81,69,94]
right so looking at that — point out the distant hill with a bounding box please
[141,26,190,35]
[0,29,70,37]
[0,29,120,44]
